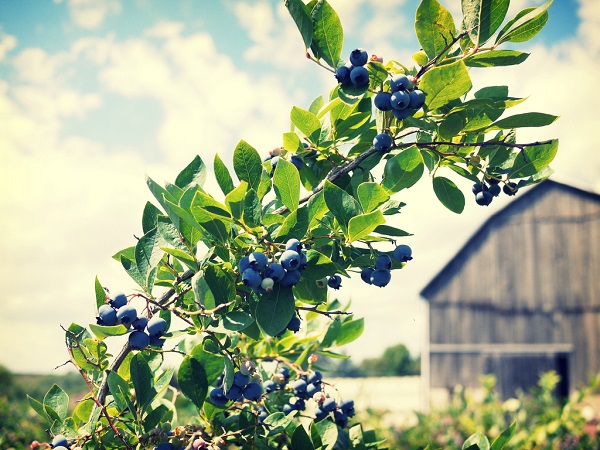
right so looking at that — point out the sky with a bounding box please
[0,0,597,375]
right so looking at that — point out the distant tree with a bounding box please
[360,344,420,376]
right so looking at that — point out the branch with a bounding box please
[416,29,472,79]
[296,305,352,319]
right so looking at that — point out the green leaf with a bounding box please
[204,264,236,307]
[314,417,338,449]
[433,176,465,213]
[463,431,491,450]
[303,250,342,281]
[242,188,261,228]
[292,425,315,450]
[273,158,300,212]
[490,422,516,450]
[89,323,129,340]
[323,180,360,235]
[275,206,310,242]
[43,384,69,422]
[462,0,509,46]
[28,395,48,421]
[465,50,529,67]
[496,1,552,45]
[214,153,235,195]
[285,0,313,49]
[146,175,177,213]
[135,228,164,288]
[415,0,457,60]
[283,131,303,153]
[488,112,558,129]
[420,60,472,110]
[508,139,558,178]
[310,0,343,69]
[233,140,263,192]
[107,371,136,414]
[374,224,412,237]
[130,353,156,411]
[178,356,208,410]
[143,404,170,432]
[357,182,389,214]
[349,424,366,449]
[190,344,225,386]
[94,276,107,310]
[225,181,247,220]
[142,202,162,234]
[382,146,424,193]
[321,319,342,348]
[336,318,364,346]
[291,106,321,143]
[214,311,254,332]
[255,284,295,336]
[175,155,206,190]
[293,277,327,305]
[191,206,231,244]
[348,210,386,243]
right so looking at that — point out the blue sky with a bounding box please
[0,0,596,374]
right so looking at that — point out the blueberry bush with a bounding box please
[28,0,558,448]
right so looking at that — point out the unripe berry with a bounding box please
[261,277,275,292]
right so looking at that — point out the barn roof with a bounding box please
[419,179,600,301]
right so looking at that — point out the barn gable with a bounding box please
[421,180,600,398]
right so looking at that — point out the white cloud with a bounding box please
[67,0,122,29]
[0,32,17,61]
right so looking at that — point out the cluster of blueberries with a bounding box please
[373,72,425,121]
[208,365,264,406]
[360,244,413,288]
[473,179,518,206]
[334,48,371,89]
[239,238,307,293]
[96,292,167,350]
[263,367,355,428]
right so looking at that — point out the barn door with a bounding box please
[484,353,570,399]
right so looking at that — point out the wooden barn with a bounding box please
[420,179,600,399]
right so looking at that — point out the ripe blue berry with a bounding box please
[408,89,425,109]
[243,382,263,401]
[503,181,518,196]
[264,262,285,282]
[263,380,277,393]
[374,254,392,270]
[239,255,250,272]
[373,133,393,152]
[315,406,328,421]
[97,304,118,326]
[147,316,168,337]
[370,269,391,287]
[327,274,342,290]
[308,370,322,384]
[242,268,262,288]
[374,91,393,111]
[361,267,374,284]
[233,371,251,387]
[249,251,268,271]
[475,190,493,206]
[334,409,349,427]
[286,315,301,332]
[472,183,487,194]
[393,244,413,262]
[307,382,322,397]
[281,269,301,287]
[340,399,355,416]
[293,379,308,395]
[335,65,351,84]
[280,250,301,271]
[110,292,127,309]
[225,384,243,400]
[390,73,413,92]
[291,155,303,170]
[390,90,410,110]
[393,107,412,120]
[349,48,369,66]
[285,238,302,252]
[209,387,228,406]
[52,435,68,448]
[489,184,501,197]
[349,66,369,87]
[128,330,150,350]
[132,315,148,331]
[116,304,137,326]
[322,397,337,412]
[282,403,293,414]
[155,444,175,450]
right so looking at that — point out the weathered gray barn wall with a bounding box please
[421,181,600,398]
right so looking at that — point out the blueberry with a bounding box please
[322,397,337,412]
[116,304,137,326]
[306,382,322,397]
[225,384,244,401]
[271,156,280,169]
[298,251,307,270]
[257,407,268,422]
[340,399,355,416]
[282,403,293,414]
[249,251,268,271]
[278,366,290,379]
[285,238,302,253]
[293,379,308,395]
[390,90,410,110]
[97,304,118,326]
[374,254,392,270]
[374,91,393,111]
[370,269,391,287]
[334,409,349,427]
[472,183,487,194]
[154,444,175,450]
[307,370,322,384]
[291,398,306,410]
[291,155,303,170]
[392,108,412,120]
[233,371,251,388]
[286,315,301,332]
[243,382,263,401]
[360,267,374,284]
[239,255,250,272]
[279,250,301,271]
[349,66,369,87]
[110,292,127,309]
[263,380,277,393]
[335,66,351,85]
[209,387,229,406]
[408,89,425,109]
[314,406,328,421]
[475,190,493,206]
[261,277,275,292]
[393,245,413,262]
[349,48,369,66]
[132,315,148,331]
[281,269,301,287]
[147,316,168,337]
[327,274,342,290]
[52,435,68,448]
[149,335,166,348]
[264,263,285,282]
[390,74,413,92]
[242,268,262,288]
[489,184,501,197]
[128,330,150,350]
[503,181,518,196]
[373,133,393,152]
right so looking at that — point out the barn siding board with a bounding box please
[422,180,600,398]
